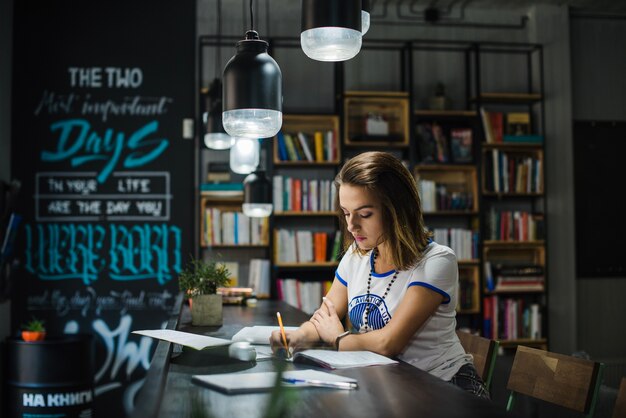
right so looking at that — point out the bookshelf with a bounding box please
[413,108,482,328]
[199,184,271,297]
[270,114,341,310]
[473,42,547,349]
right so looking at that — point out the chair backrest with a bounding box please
[456,329,499,389]
[613,377,626,418]
[506,345,605,418]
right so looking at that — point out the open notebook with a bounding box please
[291,349,398,369]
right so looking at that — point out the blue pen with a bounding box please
[282,378,357,389]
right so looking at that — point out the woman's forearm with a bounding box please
[299,320,322,342]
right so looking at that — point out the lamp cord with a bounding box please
[215,0,222,77]
[249,0,254,31]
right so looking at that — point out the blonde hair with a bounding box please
[334,151,432,270]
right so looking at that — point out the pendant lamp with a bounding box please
[301,0,362,62]
[204,78,236,150]
[204,0,236,150]
[223,30,282,139]
[229,137,260,175]
[362,0,371,35]
[242,170,273,218]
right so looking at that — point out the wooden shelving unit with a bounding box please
[343,91,410,147]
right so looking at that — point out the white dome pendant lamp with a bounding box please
[203,78,236,150]
[362,0,371,35]
[301,0,362,62]
[229,137,260,175]
[222,1,282,139]
[242,170,273,218]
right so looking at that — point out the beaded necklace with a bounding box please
[363,248,399,331]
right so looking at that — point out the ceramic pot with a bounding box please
[190,294,223,326]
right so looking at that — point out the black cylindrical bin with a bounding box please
[5,335,95,418]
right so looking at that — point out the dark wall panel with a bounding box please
[573,121,626,278]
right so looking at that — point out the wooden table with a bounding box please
[132,299,520,418]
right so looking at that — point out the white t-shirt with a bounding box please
[335,241,472,381]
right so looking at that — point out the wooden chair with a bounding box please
[613,377,626,418]
[506,345,605,418]
[456,330,499,390]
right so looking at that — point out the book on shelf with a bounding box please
[275,229,338,263]
[325,130,335,161]
[248,259,271,298]
[277,130,337,163]
[482,295,542,340]
[484,261,495,292]
[291,132,307,160]
[486,209,545,241]
[277,278,331,314]
[297,132,315,162]
[206,162,231,183]
[503,134,543,144]
[431,123,450,163]
[276,131,289,161]
[506,112,531,136]
[450,128,473,163]
[492,264,544,292]
[273,176,335,213]
[480,109,512,143]
[200,182,243,193]
[432,228,478,260]
[485,150,542,194]
[283,133,301,161]
[330,230,343,261]
[217,261,239,287]
[416,123,438,163]
[458,274,476,311]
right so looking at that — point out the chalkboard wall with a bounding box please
[10,1,195,416]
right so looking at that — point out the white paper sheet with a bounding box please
[132,329,232,350]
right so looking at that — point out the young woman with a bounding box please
[270,151,489,398]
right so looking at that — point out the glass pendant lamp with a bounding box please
[300,0,362,62]
[362,0,371,35]
[203,0,236,150]
[204,79,236,150]
[242,170,273,218]
[222,0,282,140]
[229,137,260,175]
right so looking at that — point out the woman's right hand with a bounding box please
[269,328,308,357]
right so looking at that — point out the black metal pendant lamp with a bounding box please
[223,0,282,139]
[300,0,362,62]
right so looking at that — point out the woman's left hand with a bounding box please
[309,297,345,346]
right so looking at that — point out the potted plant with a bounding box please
[21,317,46,342]
[178,257,232,326]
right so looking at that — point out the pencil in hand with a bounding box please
[276,311,291,359]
